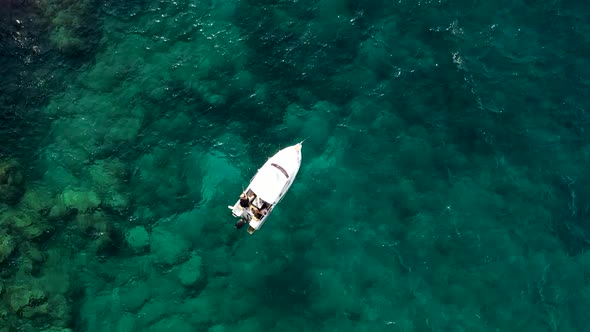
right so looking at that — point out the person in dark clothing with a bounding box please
[239,193,249,208]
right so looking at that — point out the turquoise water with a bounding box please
[1,0,590,331]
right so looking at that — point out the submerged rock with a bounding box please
[102,192,129,212]
[0,232,15,264]
[88,158,127,191]
[125,226,150,253]
[178,254,202,286]
[38,0,101,57]
[0,159,25,205]
[60,187,101,213]
[150,226,190,266]
[20,187,54,214]
[73,211,118,255]
[148,317,194,332]
[0,209,49,240]
[5,285,46,312]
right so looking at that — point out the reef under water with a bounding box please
[1,0,590,331]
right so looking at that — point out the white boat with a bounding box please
[228,142,303,234]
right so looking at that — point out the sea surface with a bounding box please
[1,0,589,331]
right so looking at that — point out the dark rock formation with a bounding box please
[0,159,25,205]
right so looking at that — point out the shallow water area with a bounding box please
[1,0,590,331]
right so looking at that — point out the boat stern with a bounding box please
[247,217,264,233]
[229,203,244,218]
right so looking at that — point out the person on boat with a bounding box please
[239,193,249,208]
[250,205,262,220]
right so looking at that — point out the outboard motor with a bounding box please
[235,218,247,230]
